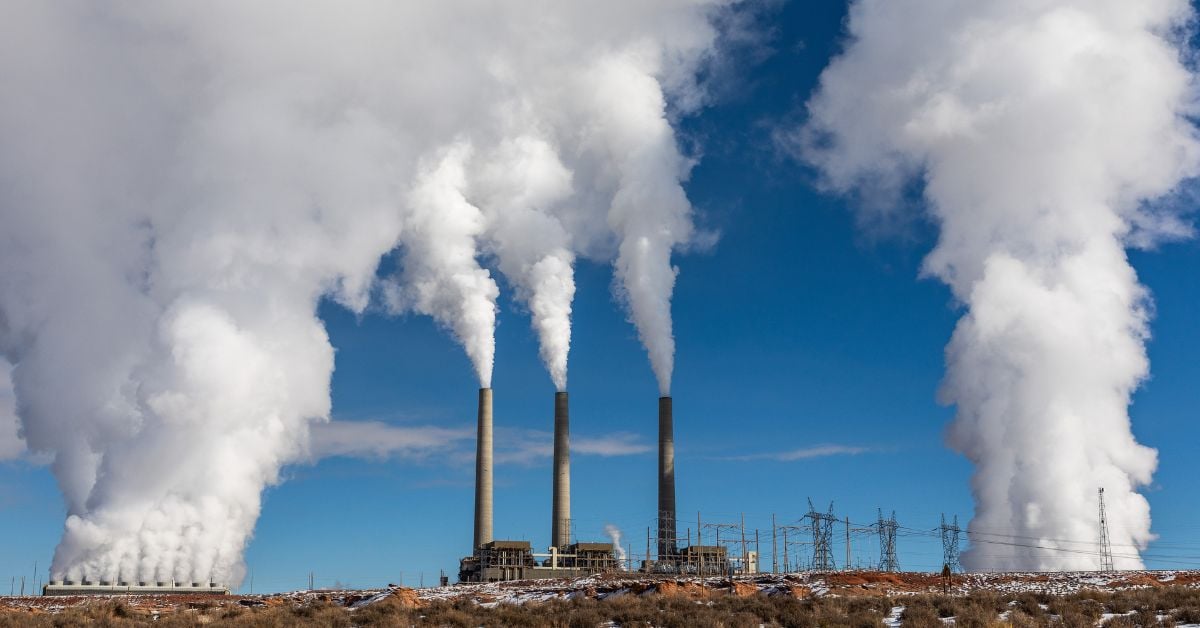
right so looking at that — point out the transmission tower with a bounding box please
[939,514,961,572]
[877,509,899,572]
[1098,487,1114,572]
[806,498,837,571]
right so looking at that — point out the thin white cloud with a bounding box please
[493,429,553,466]
[494,429,653,465]
[722,444,870,462]
[309,421,473,461]
[311,422,651,465]
[574,432,652,457]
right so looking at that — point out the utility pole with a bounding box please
[845,516,851,570]
[782,527,789,573]
[755,529,760,574]
[686,529,692,572]
[645,527,651,571]
[1098,488,1114,572]
[771,514,778,574]
[740,513,748,574]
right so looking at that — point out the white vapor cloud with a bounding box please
[0,0,725,586]
[798,0,1200,570]
[0,361,24,461]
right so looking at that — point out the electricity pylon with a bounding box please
[1098,488,1114,572]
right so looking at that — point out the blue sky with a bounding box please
[2,1,1200,592]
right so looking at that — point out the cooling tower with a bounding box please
[552,391,571,549]
[658,396,676,561]
[474,387,493,549]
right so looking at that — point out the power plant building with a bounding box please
[457,390,744,582]
[43,581,230,596]
[459,389,618,583]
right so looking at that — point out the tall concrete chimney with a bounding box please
[658,396,676,561]
[474,387,493,549]
[551,391,570,549]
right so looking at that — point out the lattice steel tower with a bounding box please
[940,514,961,572]
[807,498,837,571]
[1098,487,1114,572]
[877,509,899,572]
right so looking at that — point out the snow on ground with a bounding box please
[322,570,1200,608]
[5,569,1200,620]
[883,606,904,627]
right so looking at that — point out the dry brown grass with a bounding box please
[6,584,1200,626]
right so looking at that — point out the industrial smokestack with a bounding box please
[474,388,493,549]
[552,391,570,549]
[657,396,676,561]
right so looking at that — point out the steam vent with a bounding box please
[42,581,230,596]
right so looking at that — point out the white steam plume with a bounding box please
[474,137,576,391]
[800,0,1200,570]
[0,361,24,461]
[0,1,722,586]
[604,524,628,566]
[386,143,501,387]
[589,54,699,396]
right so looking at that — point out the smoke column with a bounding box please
[386,143,501,387]
[0,1,722,585]
[590,53,698,396]
[474,138,576,391]
[801,0,1200,570]
[604,524,628,565]
[0,361,22,461]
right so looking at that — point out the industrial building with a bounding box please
[458,389,752,583]
[458,540,620,582]
[459,389,620,583]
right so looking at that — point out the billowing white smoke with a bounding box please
[385,143,502,387]
[0,361,23,461]
[592,55,699,396]
[474,138,576,392]
[0,1,718,585]
[800,0,1200,570]
[604,524,628,566]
